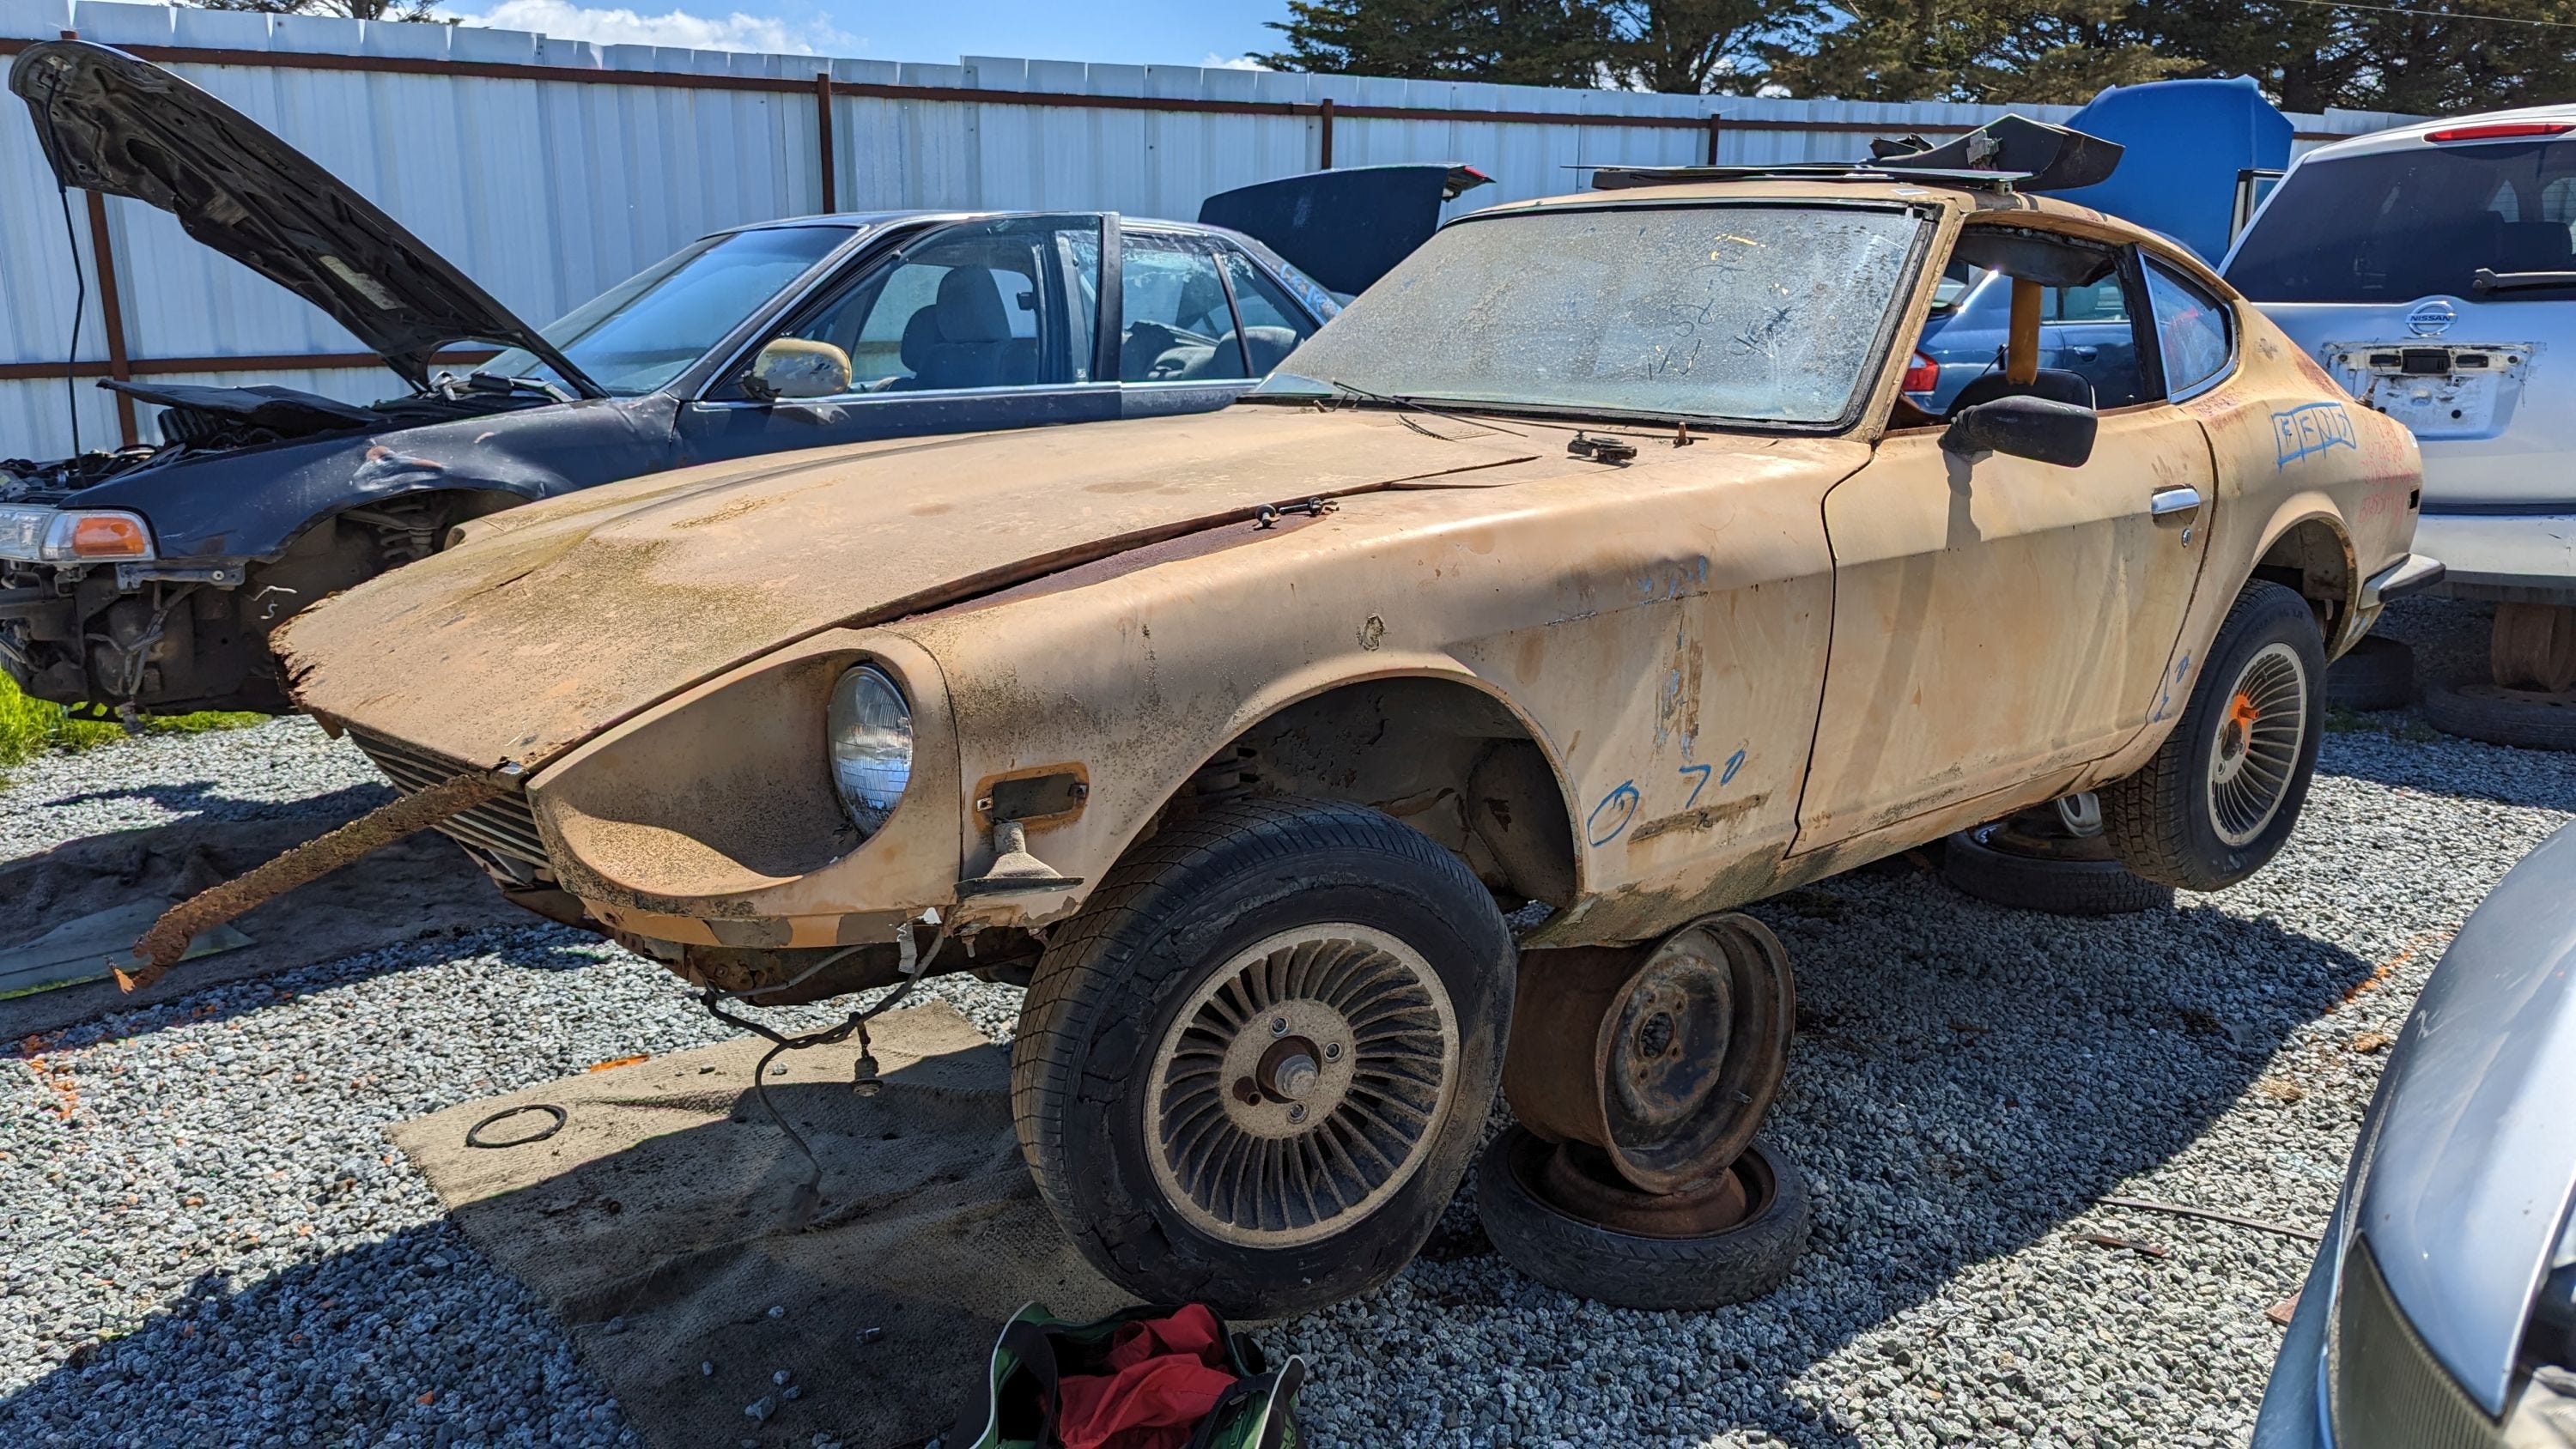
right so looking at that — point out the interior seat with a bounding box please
[1946,367,2095,420]
[891,269,1035,391]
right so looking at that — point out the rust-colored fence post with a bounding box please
[814,71,837,213]
[1705,112,1722,167]
[1319,96,1334,169]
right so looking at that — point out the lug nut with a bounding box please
[1323,1042,1343,1062]
[1287,1103,1308,1124]
[1270,1016,1289,1035]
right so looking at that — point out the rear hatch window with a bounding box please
[2227,137,2576,302]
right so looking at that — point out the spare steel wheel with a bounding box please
[1503,912,1793,1193]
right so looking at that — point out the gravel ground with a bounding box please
[3,598,2567,1447]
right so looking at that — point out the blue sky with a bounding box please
[446,0,1301,66]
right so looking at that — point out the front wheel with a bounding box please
[1011,797,1514,1317]
[2102,581,2325,891]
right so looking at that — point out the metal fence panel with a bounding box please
[0,1,2400,458]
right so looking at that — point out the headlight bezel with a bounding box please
[826,662,914,837]
[0,505,156,563]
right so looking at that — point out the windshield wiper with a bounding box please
[1317,379,1528,437]
[2473,266,2576,294]
[463,371,574,403]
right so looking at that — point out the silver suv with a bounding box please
[2226,110,2576,743]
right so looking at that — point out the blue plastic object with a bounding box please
[2052,77,2293,264]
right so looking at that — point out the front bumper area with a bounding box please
[337,628,982,974]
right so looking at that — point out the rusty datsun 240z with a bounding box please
[174,122,2436,1315]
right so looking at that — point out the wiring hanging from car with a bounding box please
[41,81,84,457]
[696,912,949,1222]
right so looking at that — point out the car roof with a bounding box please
[1467,177,2215,280]
[717,209,1228,235]
[2299,104,2576,162]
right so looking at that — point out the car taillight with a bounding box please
[2427,121,2574,143]
[1902,351,1940,394]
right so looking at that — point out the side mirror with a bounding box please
[1940,395,2098,468]
[742,338,853,401]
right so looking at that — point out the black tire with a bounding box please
[1941,823,2173,916]
[2421,679,2576,752]
[1477,1127,1810,1310]
[2102,581,2326,892]
[1011,797,1514,1318]
[2326,634,2415,712]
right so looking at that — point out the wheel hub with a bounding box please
[1526,1138,1764,1240]
[1148,926,1459,1247]
[2204,642,2309,848]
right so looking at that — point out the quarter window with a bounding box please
[2144,262,2233,397]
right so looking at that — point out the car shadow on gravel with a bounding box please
[21,777,394,828]
[1358,858,2383,1445]
[0,1217,626,1446]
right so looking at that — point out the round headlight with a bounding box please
[828,664,912,834]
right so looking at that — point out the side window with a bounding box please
[761,218,1099,395]
[2046,276,2128,324]
[1217,250,1316,375]
[1120,233,1246,382]
[2144,261,2233,397]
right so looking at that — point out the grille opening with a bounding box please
[349,729,552,876]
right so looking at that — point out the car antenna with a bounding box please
[39,77,83,457]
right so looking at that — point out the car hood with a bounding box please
[6,40,597,396]
[279,406,1567,768]
[2351,821,2576,1415]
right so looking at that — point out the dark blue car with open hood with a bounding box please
[0,40,1471,717]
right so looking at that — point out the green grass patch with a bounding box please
[0,672,264,776]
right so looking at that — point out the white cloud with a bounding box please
[463,0,852,55]
[1201,52,1270,71]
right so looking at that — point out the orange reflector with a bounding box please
[2426,121,2573,143]
[69,514,149,559]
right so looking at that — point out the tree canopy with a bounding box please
[1256,0,2576,112]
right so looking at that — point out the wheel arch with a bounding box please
[1147,660,1586,911]
[2246,506,2360,650]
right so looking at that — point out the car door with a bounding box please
[1793,240,2217,854]
[675,215,1118,466]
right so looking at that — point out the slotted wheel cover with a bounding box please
[1146,925,1461,1248]
[2206,641,2309,849]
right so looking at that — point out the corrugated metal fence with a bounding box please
[0,0,2412,458]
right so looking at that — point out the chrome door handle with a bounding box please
[2149,486,2203,521]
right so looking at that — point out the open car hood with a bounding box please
[7,40,598,396]
[277,407,1561,769]
[1199,163,1493,297]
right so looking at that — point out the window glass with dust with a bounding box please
[1256,203,1926,426]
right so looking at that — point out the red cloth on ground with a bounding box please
[1055,1304,1237,1449]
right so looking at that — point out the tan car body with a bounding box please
[279,179,2423,983]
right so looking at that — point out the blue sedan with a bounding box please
[2254,823,2576,1446]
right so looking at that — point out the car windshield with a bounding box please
[1250,203,1927,426]
[2227,138,2576,302]
[477,225,857,396]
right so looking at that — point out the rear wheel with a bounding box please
[2103,582,2324,891]
[1011,797,1513,1317]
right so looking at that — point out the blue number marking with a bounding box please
[1587,781,1641,846]
[1720,748,1747,785]
[1678,763,1712,809]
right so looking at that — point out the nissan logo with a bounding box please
[2407,300,2458,336]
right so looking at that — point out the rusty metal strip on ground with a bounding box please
[121,769,513,991]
